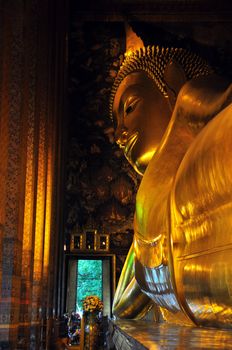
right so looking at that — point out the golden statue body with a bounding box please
[110,42,232,328]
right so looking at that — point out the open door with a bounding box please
[65,254,116,316]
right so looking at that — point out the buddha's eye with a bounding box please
[125,105,134,114]
[124,97,140,117]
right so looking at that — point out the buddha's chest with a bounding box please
[135,171,172,242]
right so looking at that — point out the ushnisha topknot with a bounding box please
[109,45,214,120]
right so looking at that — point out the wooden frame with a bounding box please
[97,233,109,252]
[65,253,116,317]
[70,230,110,252]
[70,233,84,251]
[85,229,97,251]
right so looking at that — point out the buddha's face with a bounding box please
[112,71,172,175]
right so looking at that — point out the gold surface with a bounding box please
[112,44,232,329]
[113,244,154,319]
[171,103,232,327]
[111,320,232,349]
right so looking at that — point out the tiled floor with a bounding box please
[110,320,232,349]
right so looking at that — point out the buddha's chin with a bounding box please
[125,152,152,176]
[124,154,142,176]
[129,158,147,176]
[134,150,156,176]
[134,161,147,176]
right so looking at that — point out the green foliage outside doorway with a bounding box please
[76,259,103,312]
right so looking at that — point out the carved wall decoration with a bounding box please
[65,21,140,239]
[111,174,134,205]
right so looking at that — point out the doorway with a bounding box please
[66,254,115,317]
[76,259,102,312]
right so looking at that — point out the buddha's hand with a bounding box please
[112,243,154,319]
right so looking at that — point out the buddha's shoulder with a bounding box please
[176,74,232,117]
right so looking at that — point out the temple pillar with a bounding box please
[0,0,67,348]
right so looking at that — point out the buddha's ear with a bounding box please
[164,60,187,109]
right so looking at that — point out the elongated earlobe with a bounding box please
[164,60,187,109]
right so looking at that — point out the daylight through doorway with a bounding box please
[76,259,103,313]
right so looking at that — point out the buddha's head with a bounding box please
[110,38,213,175]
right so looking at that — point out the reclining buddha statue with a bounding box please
[110,24,232,328]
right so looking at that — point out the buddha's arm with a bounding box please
[170,102,232,327]
[112,243,153,319]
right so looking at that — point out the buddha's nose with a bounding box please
[115,127,128,149]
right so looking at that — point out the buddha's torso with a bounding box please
[133,76,232,325]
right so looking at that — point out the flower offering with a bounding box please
[82,296,103,313]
